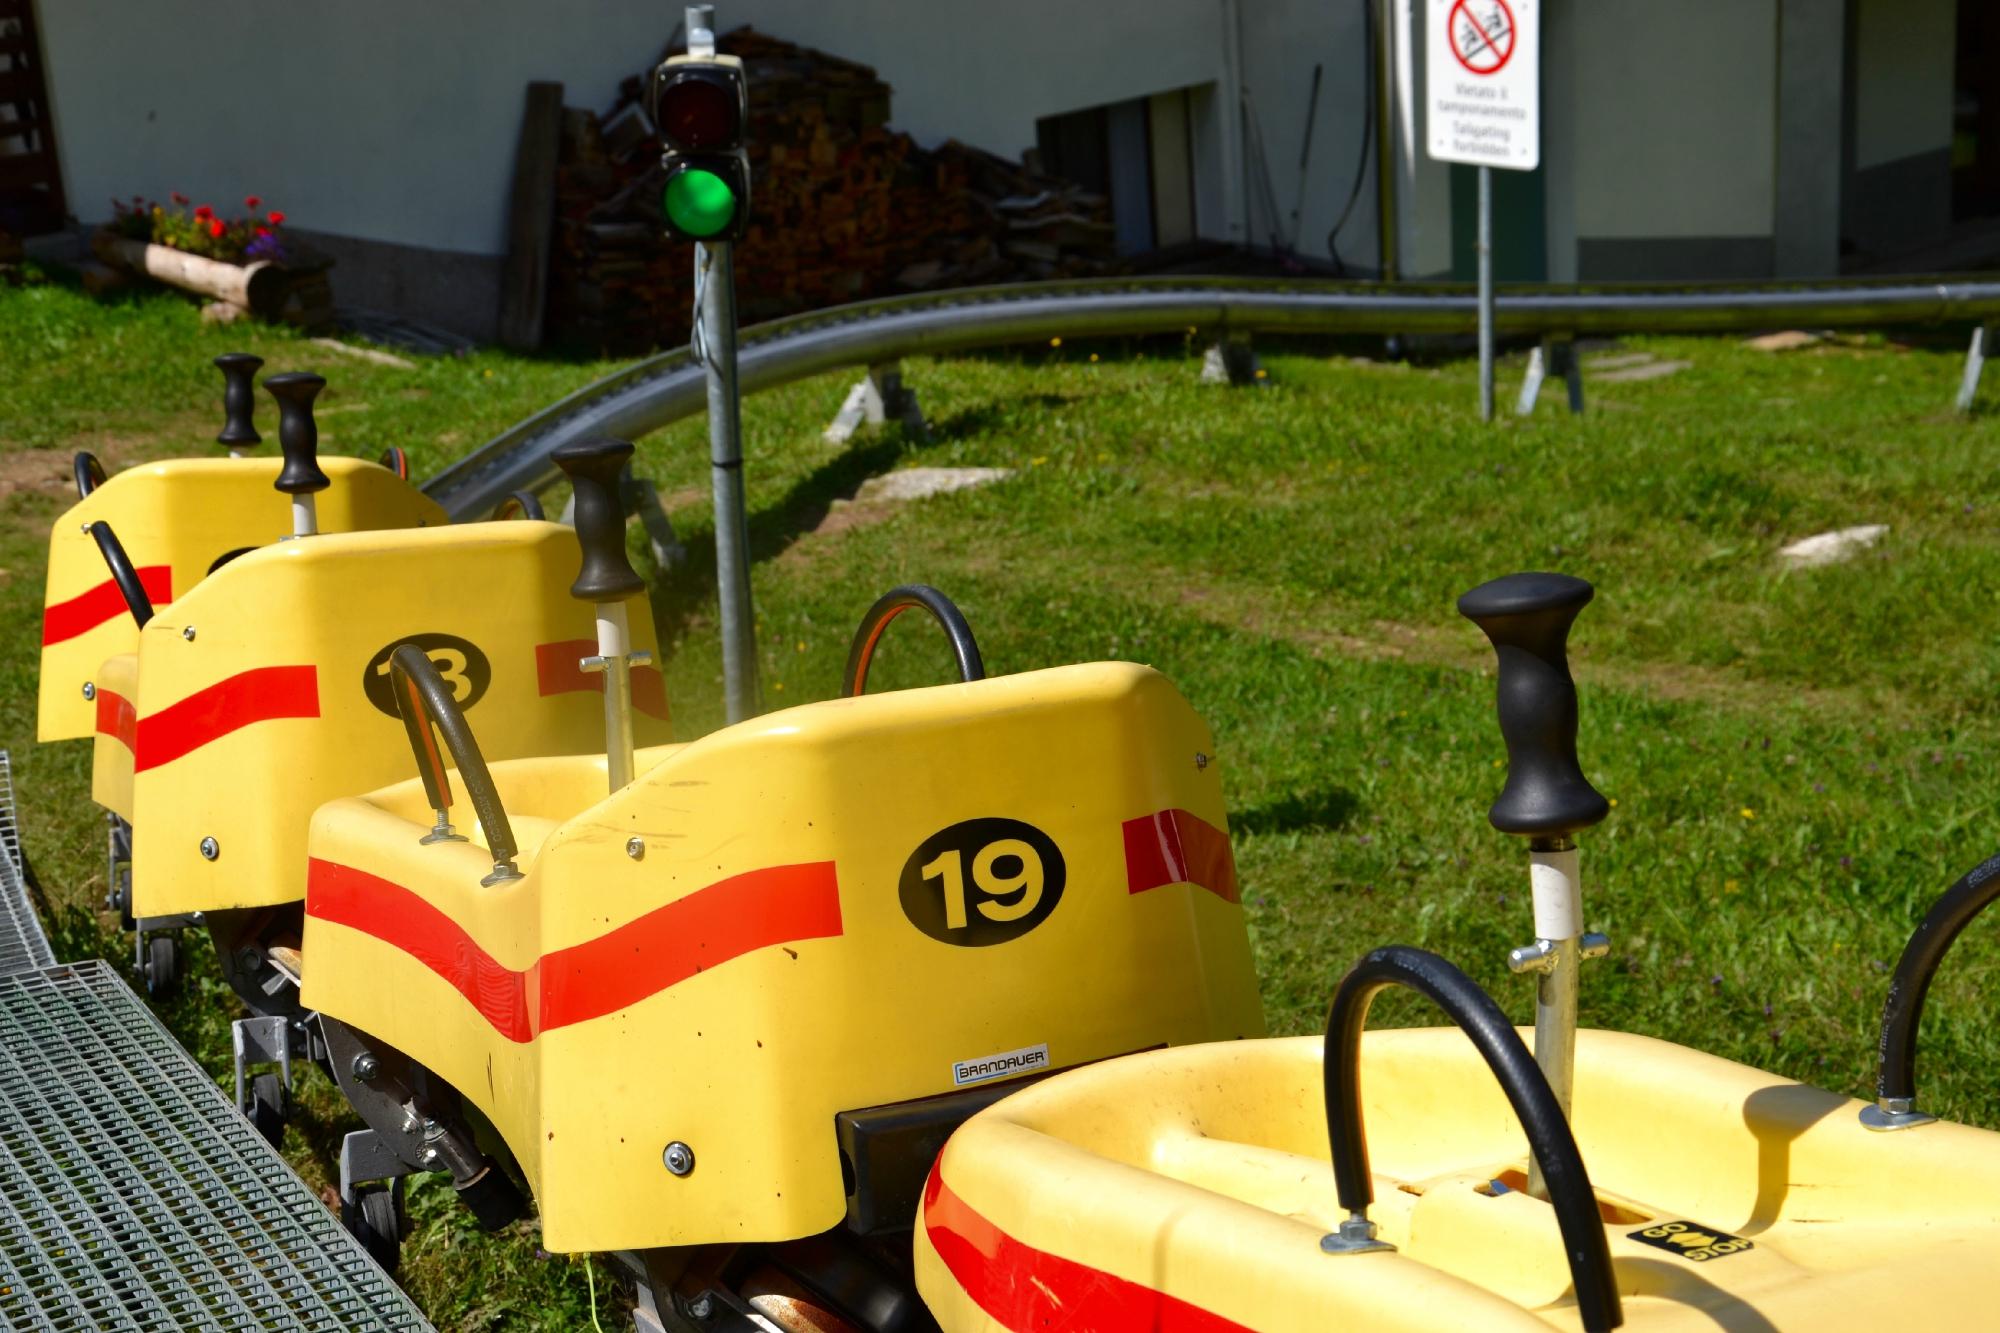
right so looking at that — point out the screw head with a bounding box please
[182,625,197,641]
[351,1053,380,1081]
[626,837,645,860]
[687,1293,714,1319]
[199,836,220,861]
[82,681,96,701]
[663,1141,695,1176]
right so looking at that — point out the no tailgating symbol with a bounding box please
[1449,0,1515,75]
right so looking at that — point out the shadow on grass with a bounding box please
[646,426,931,650]
[1231,786,1360,836]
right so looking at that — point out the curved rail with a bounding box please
[1865,850,2000,1129]
[1323,944,1622,1331]
[842,584,985,698]
[426,274,2000,518]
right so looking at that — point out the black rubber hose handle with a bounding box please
[387,644,520,882]
[550,437,643,601]
[263,372,331,495]
[1325,944,1623,1332]
[842,585,986,698]
[73,451,106,499]
[492,490,545,521]
[1875,851,2000,1104]
[87,521,154,628]
[214,352,264,449]
[1458,572,1609,837]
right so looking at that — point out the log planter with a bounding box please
[91,230,335,329]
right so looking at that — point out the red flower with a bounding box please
[194,204,212,219]
[255,226,271,237]
[171,191,189,205]
[266,210,286,226]
[209,218,225,238]
[245,195,261,210]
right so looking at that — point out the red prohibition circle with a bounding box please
[1449,0,1515,75]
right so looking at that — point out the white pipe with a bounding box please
[596,600,636,792]
[291,494,318,538]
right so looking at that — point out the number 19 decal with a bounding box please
[899,818,1066,946]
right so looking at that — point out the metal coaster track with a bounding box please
[424,273,2000,518]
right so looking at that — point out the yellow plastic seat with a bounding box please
[917,1028,2000,1330]
[40,456,442,741]
[302,662,1265,1252]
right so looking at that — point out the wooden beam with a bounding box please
[496,80,565,351]
[0,150,54,189]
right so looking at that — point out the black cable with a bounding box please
[1327,0,1377,276]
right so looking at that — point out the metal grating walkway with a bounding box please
[0,962,433,1330]
[0,751,55,976]
[0,751,434,1331]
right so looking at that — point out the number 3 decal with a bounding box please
[900,818,1066,946]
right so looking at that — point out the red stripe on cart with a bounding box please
[42,566,172,645]
[94,688,138,753]
[534,638,670,721]
[306,857,842,1042]
[133,665,320,772]
[1122,808,1240,903]
[923,1161,1253,1333]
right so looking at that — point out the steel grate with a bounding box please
[0,960,434,1331]
[0,750,54,976]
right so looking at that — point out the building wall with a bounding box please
[1567,0,1779,280]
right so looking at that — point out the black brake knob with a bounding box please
[263,372,331,495]
[1458,572,1609,838]
[551,436,643,601]
[214,353,263,449]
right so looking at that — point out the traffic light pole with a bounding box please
[698,237,759,723]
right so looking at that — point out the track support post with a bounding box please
[1516,334,1583,416]
[1957,323,1995,414]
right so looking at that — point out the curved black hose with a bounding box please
[1875,851,2000,1103]
[387,644,519,880]
[87,521,155,628]
[842,585,985,698]
[73,451,106,499]
[1326,945,1622,1332]
[492,490,545,521]
[1326,0,1376,277]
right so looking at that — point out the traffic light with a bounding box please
[650,52,750,242]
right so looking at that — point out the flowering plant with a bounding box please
[109,193,290,264]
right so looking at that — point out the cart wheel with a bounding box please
[346,1184,404,1275]
[144,934,181,999]
[247,1072,287,1149]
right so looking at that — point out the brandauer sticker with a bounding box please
[951,1043,1050,1088]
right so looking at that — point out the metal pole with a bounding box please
[1374,0,1397,280]
[1478,165,1494,421]
[699,240,759,723]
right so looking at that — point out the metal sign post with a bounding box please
[1426,0,1539,421]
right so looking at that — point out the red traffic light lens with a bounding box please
[657,75,739,151]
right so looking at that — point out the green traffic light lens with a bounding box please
[663,168,737,238]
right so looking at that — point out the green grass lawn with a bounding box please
[4,267,2000,1330]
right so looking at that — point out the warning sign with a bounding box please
[1427,0,1539,170]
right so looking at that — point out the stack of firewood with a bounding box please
[546,27,1116,353]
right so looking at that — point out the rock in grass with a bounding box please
[853,467,1012,504]
[1778,524,1888,569]
[1744,330,1822,352]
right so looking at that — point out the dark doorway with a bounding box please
[1953,0,2000,220]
